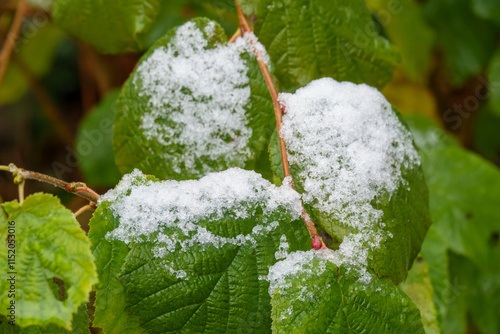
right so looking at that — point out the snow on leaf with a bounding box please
[101,168,304,249]
[268,250,425,333]
[134,21,253,174]
[114,18,275,180]
[91,168,311,332]
[278,78,430,284]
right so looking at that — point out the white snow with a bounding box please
[242,32,270,66]
[279,78,420,280]
[134,21,259,177]
[264,250,331,298]
[264,250,389,304]
[101,168,303,279]
[275,234,289,260]
[265,250,321,295]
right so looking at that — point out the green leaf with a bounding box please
[423,0,498,86]
[420,147,500,272]
[197,0,235,10]
[447,253,500,334]
[420,227,450,326]
[471,0,500,27]
[136,0,189,50]
[268,130,284,186]
[0,194,97,329]
[192,0,259,15]
[249,0,399,90]
[91,168,310,332]
[0,304,90,333]
[270,251,424,333]
[401,259,441,334]
[76,91,122,187]
[474,106,500,162]
[52,0,160,53]
[367,0,435,82]
[403,115,458,154]
[138,0,240,50]
[407,114,500,270]
[273,79,430,284]
[113,18,275,180]
[0,24,65,105]
[487,48,500,117]
[89,171,156,333]
[88,202,144,334]
[406,114,500,333]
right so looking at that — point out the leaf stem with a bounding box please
[234,1,325,249]
[0,163,100,203]
[0,0,28,86]
[74,203,95,217]
[18,180,24,204]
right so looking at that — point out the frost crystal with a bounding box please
[134,21,258,176]
[101,168,303,279]
[279,78,420,281]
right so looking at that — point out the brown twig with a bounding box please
[1,163,100,203]
[0,0,28,86]
[234,1,325,249]
[235,2,291,178]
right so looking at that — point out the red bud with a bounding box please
[311,236,322,250]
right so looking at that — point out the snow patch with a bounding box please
[101,168,303,279]
[134,21,259,177]
[243,32,270,66]
[279,78,420,281]
[264,250,330,298]
[275,234,289,260]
